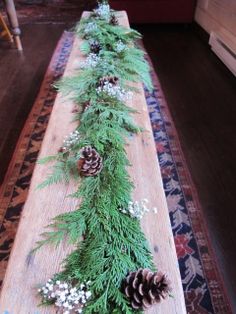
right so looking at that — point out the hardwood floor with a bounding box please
[0,23,67,182]
[0,22,236,311]
[136,23,236,311]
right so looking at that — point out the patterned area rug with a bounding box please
[0,32,232,313]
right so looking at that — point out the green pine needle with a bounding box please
[36,4,157,313]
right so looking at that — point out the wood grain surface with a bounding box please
[0,12,186,313]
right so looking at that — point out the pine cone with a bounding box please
[124,269,172,310]
[78,146,103,177]
[110,13,119,25]
[82,101,91,112]
[90,41,101,54]
[99,76,119,87]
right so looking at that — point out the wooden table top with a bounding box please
[0,11,186,314]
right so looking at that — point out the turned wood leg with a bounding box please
[3,0,23,50]
[0,13,13,43]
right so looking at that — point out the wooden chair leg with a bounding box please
[3,0,23,50]
[0,13,13,43]
[14,34,22,50]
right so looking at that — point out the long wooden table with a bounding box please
[0,12,186,313]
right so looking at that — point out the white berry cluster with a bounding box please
[61,130,80,152]
[94,3,111,21]
[80,53,100,69]
[115,40,127,53]
[119,199,158,219]
[39,279,92,314]
[96,80,133,102]
[84,22,98,34]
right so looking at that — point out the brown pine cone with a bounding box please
[90,41,101,54]
[78,146,103,177]
[124,269,172,310]
[82,101,91,112]
[110,13,119,25]
[99,76,119,88]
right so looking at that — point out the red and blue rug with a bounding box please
[0,32,232,313]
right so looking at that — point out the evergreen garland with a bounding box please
[36,1,171,313]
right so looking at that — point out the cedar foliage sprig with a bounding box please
[36,1,164,313]
[57,13,153,92]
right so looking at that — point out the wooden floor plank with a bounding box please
[0,24,66,183]
[137,24,236,311]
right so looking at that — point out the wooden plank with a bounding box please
[195,0,236,49]
[0,11,186,313]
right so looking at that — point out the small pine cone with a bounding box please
[110,14,119,25]
[99,76,119,87]
[90,41,101,54]
[58,147,65,153]
[124,269,172,310]
[82,101,91,112]
[78,146,103,177]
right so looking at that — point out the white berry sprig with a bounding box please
[94,3,111,21]
[84,22,98,34]
[96,80,133,102]
[80,53,101,69]
[38,279,92,314]
[119,199,158,219]
[60,130,80,153]
[115,40,127,53]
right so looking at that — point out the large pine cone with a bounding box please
[78,146,103,177]
[124,269,172,310]
[110,14,119,25]
[90,40,101,54]
[82,101,91,112]
[99,76,119,87]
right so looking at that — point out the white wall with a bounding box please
[195,0,236,50]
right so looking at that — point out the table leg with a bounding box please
[3,0,23,50]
